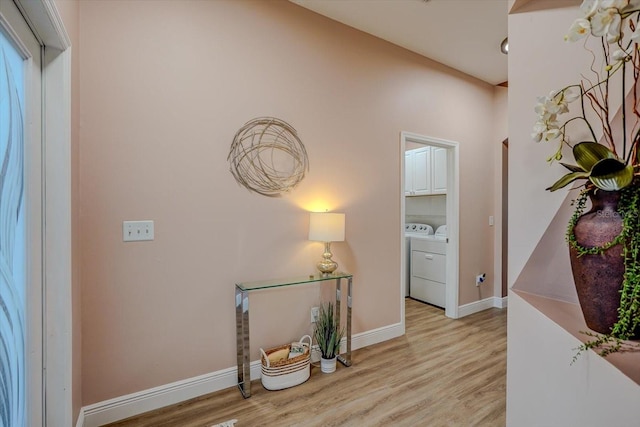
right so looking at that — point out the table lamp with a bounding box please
[308,212,345,276]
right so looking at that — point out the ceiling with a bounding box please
[289,0,508,86]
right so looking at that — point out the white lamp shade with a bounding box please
[308,212,345,242]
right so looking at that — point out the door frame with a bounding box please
[13,0,72,425]
[400,131,460,321]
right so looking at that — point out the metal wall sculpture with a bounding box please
[228,117,309,197]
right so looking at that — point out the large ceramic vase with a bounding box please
[569,190,624,334]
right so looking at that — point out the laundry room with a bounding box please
[404,141,448,308]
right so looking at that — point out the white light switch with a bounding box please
[123,220,154,242]
[489,216,494,226]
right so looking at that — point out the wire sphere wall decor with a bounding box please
[228,117,309,197]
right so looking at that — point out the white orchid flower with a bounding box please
[532,132,544,143]
[535,99,557,119]
[532,119,561,142]
[580,0,600,18]
[591,8,623,43]
[548,90,571,114]
[563,88,580,103]
[612,48,631,61]
[601,0,629,8]
[534,96,552,119]
[553,100,569,115]
[537,125,561,142]
[532,121,551,143]
[566,18,591,41]
[544,126,561,141]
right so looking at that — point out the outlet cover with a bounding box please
[311,306,319,323]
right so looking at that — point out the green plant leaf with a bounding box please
[313,302,345,359]
[546,171,590,191]
[589,159,634,190]
[560,162,585,173]
[573,142,616,171]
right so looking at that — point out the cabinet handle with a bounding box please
[424,254,434,260]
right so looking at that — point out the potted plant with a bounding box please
[313,302,344,373]
[532,0,640,357]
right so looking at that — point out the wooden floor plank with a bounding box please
[104,298,507,427]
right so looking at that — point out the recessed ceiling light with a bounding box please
[500,37,509,55]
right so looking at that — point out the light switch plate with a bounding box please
[123,220,154,242]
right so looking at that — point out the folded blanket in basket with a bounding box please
[267,348,289,364]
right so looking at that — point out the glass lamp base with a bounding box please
[316,241,338,275]
[317,259,338,275]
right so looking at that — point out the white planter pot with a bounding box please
[320,356,337,373]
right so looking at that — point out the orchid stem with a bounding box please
[623,59,627,157]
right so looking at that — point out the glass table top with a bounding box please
[236,272,352,292]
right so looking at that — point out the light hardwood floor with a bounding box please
[105,298,507,427]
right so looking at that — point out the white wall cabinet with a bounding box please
[404,151,414,196]
[405,147,431,196]
[405,146,447,196]
[431,146,447,194]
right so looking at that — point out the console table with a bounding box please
[235,272,353,398]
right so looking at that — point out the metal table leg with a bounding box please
[236,286,251,398]
[345,276,353,365]
[335,277,341,330]
[336,277,352,367]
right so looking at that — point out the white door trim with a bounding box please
[14,0,72,425]
[400,131,460,320]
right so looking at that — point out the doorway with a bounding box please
[501,139,508,298]
[400,132,459,324]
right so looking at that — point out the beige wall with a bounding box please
[74,0,499,405]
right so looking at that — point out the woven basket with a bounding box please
[260,335,311,390]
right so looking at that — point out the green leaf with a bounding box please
[546,171,590,191]
[573,142,616,171]
[589,159,634,190]
[313,302,344,358]
[560,162,585,173]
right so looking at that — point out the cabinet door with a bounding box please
[432,146,447,194]
[404,151,414,196]
[412,147,431,195]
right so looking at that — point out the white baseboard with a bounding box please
[74,408,84,427]
[77,322,404,427]
[79,364,255,427]
[457,296,508,318]
[495,296,508,309]
[352,320,403,349]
